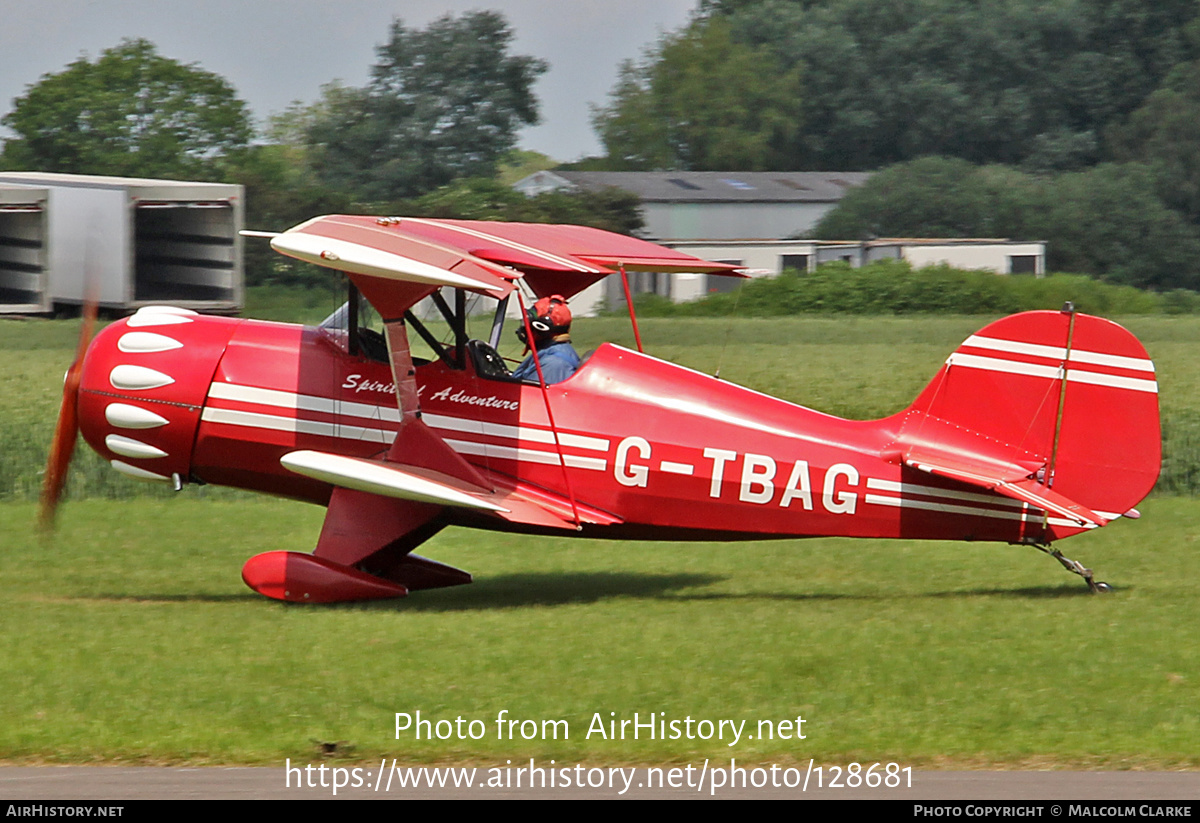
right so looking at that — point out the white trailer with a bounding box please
[0,184,50,313]
[0,172,243,314]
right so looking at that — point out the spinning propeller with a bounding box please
[39,299,97,531]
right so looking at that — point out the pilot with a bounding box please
[512,295,580,385]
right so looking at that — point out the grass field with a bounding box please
[1,311,1197,768]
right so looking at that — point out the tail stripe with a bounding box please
[947,352,1158,394]
[1069,349,1155,373]
[963,334,1155,372]
[1067,368,1158,394]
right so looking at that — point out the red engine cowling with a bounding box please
[77,307,242,486]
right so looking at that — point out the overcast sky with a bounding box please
[0,0,697,162]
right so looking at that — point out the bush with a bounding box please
[627,261,1176,317]
[1159,412,1200,495]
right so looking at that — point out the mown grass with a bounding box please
[245,282,346,326]
[1,311,1196,767]
[1,496,1197,767]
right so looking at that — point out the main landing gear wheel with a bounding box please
[1039,545,1113,593]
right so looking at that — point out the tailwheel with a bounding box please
[1037,544,1112,593]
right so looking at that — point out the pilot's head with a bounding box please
[517,295,571,348]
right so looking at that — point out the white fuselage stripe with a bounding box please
[866,477,1026,509]
[200,407,608,471]
[422,412,609,451]
[864,493,1094,530]
[200,407,396,444]
[207,383,609,450]
[208,382,401,423]
[865,493,1026,520]
[442,438,607,471]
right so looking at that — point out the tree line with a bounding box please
[587,0,1200,291]
[0,13,641,287]
[7,4,1200,291]
[594,0,1200,173]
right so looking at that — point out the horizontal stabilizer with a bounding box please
[281,450,508,513]
[902,450,1107,529]
[901,432,1037,486]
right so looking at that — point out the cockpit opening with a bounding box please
[321,281,581,386]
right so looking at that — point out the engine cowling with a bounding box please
[77,307,242,486]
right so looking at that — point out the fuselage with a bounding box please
[77,311,1070,546]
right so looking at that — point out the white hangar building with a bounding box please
[514,170,1046,315]
[514,170,870,241]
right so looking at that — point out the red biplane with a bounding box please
[43,216,1161,602]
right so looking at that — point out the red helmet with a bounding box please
[517,295,571,344]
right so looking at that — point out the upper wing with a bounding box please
[268,214,746,309]
[339,216,746,300]
[269,214,520,318]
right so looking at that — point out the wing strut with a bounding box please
[617,263,645,353]
[517,290,582,529]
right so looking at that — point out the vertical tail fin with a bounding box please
[894,310,1160,531]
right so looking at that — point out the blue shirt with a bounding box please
[512,341,581,385]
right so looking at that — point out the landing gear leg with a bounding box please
[1035,543,1112,593]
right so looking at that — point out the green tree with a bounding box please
[1109,85,1200,222]
[497,149,558,186]
[1036,163,1200,290]
[813,157,1038,239]
[603,0,1200,171]
[1108,17,1200,224]
[219,100,360,287]
[1,38,252,179]
[305,12,547,201]
[591,16,803,170]
[815,157,1200,290]
[224,144,356,287]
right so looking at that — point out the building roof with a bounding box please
[666,238,1044,248]
[516,170,871,203]
[867,237,1013,246]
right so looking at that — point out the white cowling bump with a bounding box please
[105,434,168,460]
[105,403,170,430]
[110,364,174,391]
[117,332,184,354]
